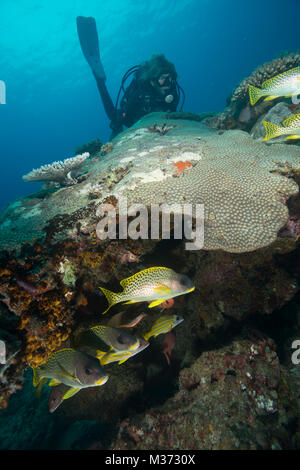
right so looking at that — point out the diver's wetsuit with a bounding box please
[76,17,179,137]
[93,70,179,138]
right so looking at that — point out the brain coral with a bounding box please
[1,114,300,255]
[126,129,299,253]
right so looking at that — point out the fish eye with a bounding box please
[85,367,92,375]
[179,277,188,285]
[117,335,126,344]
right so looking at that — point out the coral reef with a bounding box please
[147,123,175,135]
[100,142,113,156]
[110,332,298,450]
[2,114,300,254]
[22,152,90,187]
[231,52,300,106]
[75,139,102,157]
[126,127,299,252]
[166,111,215,122]
[1,110,300,449]
[206,52,300,131]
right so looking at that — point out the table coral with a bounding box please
[22,152,90,187]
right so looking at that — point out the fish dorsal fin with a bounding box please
[120,267,172,289]
[90,325,106,332]
[51,348,75,359]
[80,328,110,353]
[282,113,300,127]
[62,387,81,400]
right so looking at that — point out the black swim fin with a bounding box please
[76,16,106,81]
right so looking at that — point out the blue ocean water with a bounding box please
[0,0,298,210]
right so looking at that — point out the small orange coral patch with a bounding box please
[173,161,192,174]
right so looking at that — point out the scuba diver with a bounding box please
[76,16,184,137]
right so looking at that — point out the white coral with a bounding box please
[22,152,90,186]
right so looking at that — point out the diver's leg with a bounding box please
[93,74,116,122]
[76,16,116,121]
[76,16,106,80]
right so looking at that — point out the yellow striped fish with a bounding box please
[99,337,149,365]
[249,66,300,106]
[99,267,195,314]
[263,113,300,141]
[32,348,108,400]
[143,314,184,341]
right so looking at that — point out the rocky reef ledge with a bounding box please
[1,112,300,449]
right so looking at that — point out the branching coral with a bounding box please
[148,123,175,135]
[22,152,90,186]
[100,142,113,156]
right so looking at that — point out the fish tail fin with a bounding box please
[99,286,118,314]
[32,367,40,387]
[249,85,263,106]
[96,350,106,359]
[262,121,284,141]
[35,378,48,399]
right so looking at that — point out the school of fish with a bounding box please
[248,66,300,142]
[31,267,194,412]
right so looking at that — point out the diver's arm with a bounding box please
[168,85,180,111]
